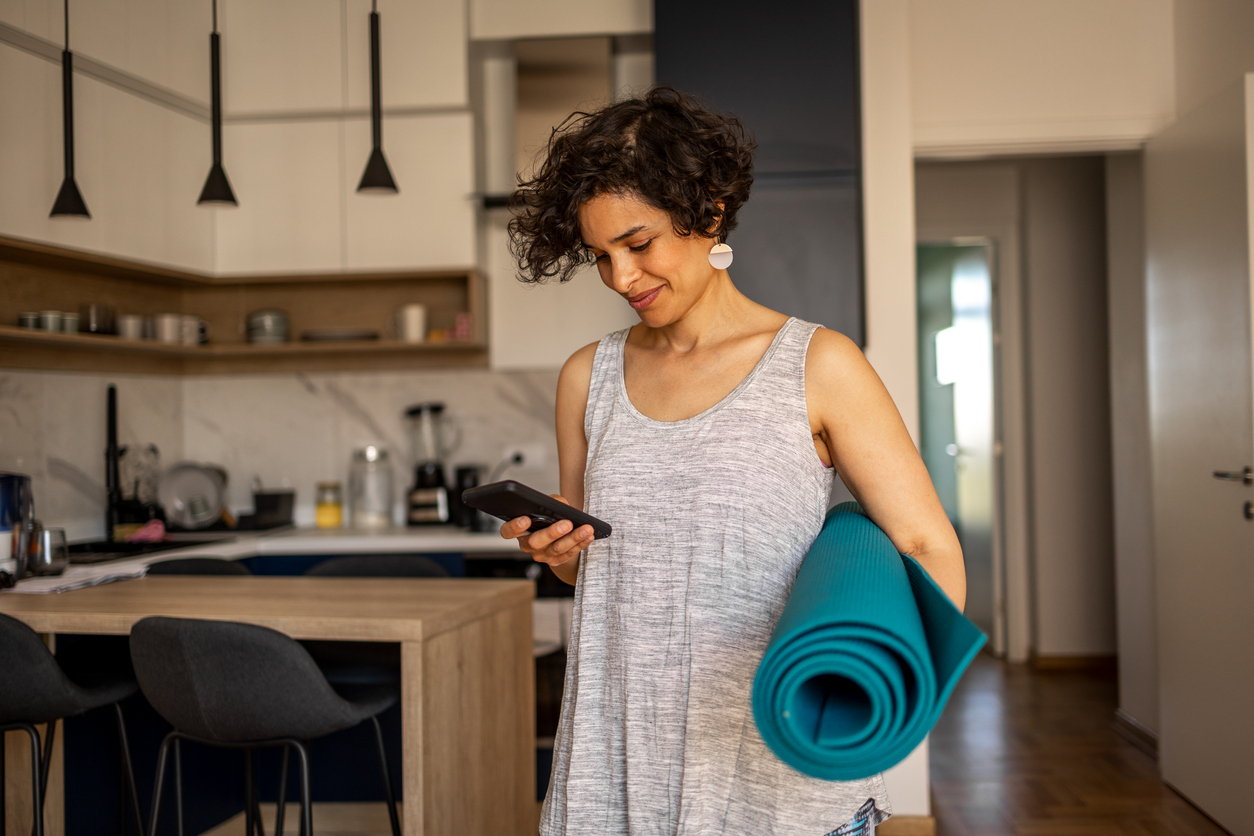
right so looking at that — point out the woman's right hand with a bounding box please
[499,493,595,570]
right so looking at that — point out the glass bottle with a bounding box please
[348,445,394,529]
[315,481,343,528]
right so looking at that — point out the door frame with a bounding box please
[917,224,1030,662]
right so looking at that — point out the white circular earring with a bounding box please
[709,240,734,270]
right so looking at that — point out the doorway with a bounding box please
[917,242,1002,652]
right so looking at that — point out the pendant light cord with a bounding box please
[63,0,68,48]
[212,0,217,34]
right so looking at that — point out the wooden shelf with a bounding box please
[0,326,487,374]
[0,237,489,375]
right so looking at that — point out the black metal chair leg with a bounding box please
[274,745,290,836]
[293,742,312,836]
[2,731,6,836]
[244,749,256,836]
[173,738,184,836]
[112,703,145,836]
[369,716,401,836]
[146,734,173,836]
[37,721,54,812]
[22,724,44,836]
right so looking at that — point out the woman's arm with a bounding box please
[498,341,598,586]
[807,329,967,610]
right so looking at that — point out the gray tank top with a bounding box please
[540,317,891,835]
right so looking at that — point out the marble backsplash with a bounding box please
[0,367,561,540]
[0,371,186,542]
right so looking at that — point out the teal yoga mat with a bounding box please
[752,502,986,781]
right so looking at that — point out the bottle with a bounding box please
[315,482,343,528]
[349,445,394,529]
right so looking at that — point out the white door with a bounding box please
[1145,74,1254,835]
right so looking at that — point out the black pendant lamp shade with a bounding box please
[357,4,397,193]
[50,1,89,219]
[198,0,237,206]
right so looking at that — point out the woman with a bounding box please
[502,88,965,835]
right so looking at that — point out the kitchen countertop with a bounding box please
[5,526,525,594]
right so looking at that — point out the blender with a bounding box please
[404,403,460,525]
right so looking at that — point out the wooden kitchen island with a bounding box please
[0,575,536,836]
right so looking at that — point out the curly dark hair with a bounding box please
[507,86,756,284]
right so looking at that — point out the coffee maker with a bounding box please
[404,403,460,525]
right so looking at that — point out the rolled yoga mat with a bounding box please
[752,502,986,781]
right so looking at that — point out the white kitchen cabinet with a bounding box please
[344,112,476,271]
[0,0,61,44]
[344,0,468,111]
[213,120,343,275]
[0,50,213,272]
[88,77,214,270]
[219,0,344,117]
[470,0,651,41]
[73,0,207,105]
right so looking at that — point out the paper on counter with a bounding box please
[2,562,148,594]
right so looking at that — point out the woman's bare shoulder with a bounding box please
[556,340,602,405]
[805,327,871,381]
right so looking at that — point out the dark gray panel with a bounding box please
[729,180,863,344]
[654,0,860,175]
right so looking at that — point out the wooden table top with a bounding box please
[0,575,534,641]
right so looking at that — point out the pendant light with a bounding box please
[50,0,89,219]
[357,0,398,193]
[198,0,237,205]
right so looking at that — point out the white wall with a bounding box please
[908,0,1175,157]
[1104,152,1158,733]
[860,0,930,818]
[1174,0,1254,118]
[1021,157,1117,657]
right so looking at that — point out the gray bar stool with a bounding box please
[0,613,144,836]
[129,616,401,836]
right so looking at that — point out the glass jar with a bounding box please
[315,481,343,528]
[348,445,394,529]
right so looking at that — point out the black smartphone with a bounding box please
[461,480,612,540]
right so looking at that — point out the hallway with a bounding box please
[930,655,1227,835]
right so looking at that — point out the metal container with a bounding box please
[1,472,36,580]
[27,524,69,576]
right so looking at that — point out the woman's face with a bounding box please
[578,191,718,327]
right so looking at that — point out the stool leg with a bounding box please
[146,734,173,836]
[173,738,184,836]
[112,703,144,836]
[20,724,43,836]
[244,750,255,836]
[292,743,312,836]
[274,745,290,836]
[37,721,54,813]
[368,717,401,836]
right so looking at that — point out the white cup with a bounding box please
[154,313,182,344]
[118,314,145,340]
[394,304,427,343]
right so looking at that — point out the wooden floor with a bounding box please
[930,654,1229,836]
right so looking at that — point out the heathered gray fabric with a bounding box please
[540,318,891,835]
